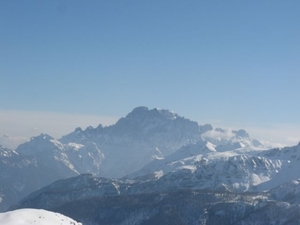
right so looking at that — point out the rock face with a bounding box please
[60,107,210,178]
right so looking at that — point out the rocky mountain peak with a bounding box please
[123,106,178,122]
[30,133,54,142]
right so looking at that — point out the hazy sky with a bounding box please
[1,1,300,147]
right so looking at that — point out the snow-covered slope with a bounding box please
[128,142,300,192]
[16,134,78,177]
[127,140,217,179]
[0,208,81,225]
[16,133,105,176]
[0,133,106,212]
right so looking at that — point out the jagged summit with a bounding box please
[74,127,83,133]
[30,133,54,141]
[69,106,197,135]
[111,106,200,138]
[62,106,207,145]
[58,106,213,178]
[125,106,178,121]
[16,133,62,157]
[127,106,149,115]
[117,106,182,125]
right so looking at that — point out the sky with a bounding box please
[1,0,300,148]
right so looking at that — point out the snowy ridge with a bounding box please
[128,142,300,192]
[127,140,216,179]
[268,179,300,204]
[13,143,300,211]
[0,208,81,225]
[16,134,77,174]
[0,134,104,211]
[15,134,105,176]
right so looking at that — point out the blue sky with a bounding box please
[1,1,300,146]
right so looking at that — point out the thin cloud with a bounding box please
[202,121,300,148]
[287,136,300,145]
[0,135,29,150]
[0,110,119,148]
[201,128,236,140]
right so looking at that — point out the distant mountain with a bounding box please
[0,140,78,212]
[60,107,210,178]
[17,134,104,175]
[60,106,261,178]
[0,106,268,212]
[0,134,105,212]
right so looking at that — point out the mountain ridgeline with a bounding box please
[3,106,300,224]
[62,107,207,153]
[0,107,261,212]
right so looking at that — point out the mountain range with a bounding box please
[1,106,300,224]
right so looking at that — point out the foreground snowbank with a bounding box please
[0,208,82,225]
